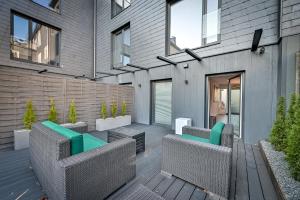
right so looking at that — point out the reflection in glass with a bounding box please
[153,81,172,126]
[112,0,131,17]
[169,0,202,54]
[11,13,60,66]
[32,0,60,13]
[112,26,130,68]
[11,15,29,60]
[203,0,220,44]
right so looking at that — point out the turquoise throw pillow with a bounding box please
[210,122,225,145]
[42,121,83,155]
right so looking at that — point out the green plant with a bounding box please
[270,96,286,151]
[68,99,77,123]
[100,101,107,119]
[111,101,118,118]
[48,98,58,123]
[23,100,36,129]
[286,95,300,181]
[284,94,297,152]
[121,101,127,116]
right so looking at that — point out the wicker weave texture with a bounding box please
[162,125,233,198]
[30,123,136,200]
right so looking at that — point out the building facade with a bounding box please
[97,0,300,144]
[0,0,299,144]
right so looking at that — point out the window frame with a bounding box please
[111,23,131,69]
[111,0,131,18]
[166,0,221,56]
[10,10,61,67]
[31,0,62,14]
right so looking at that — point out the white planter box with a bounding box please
[61,121,88,133]
[96,115,131,131]
[14,129,31,150]
[176,118,192,135]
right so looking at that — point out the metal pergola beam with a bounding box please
[185,49,202,62]
[126,64,148,71]
[156,56,177,66]
[96,72,118,76]
[112,67,135,73]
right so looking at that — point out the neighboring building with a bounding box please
[0,0,299,144]
[0,0,94,77]
[97,0,300,144]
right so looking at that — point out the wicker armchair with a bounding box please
[30,122,136,200]
[161,124,234,199]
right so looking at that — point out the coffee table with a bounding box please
[108,127,145,153]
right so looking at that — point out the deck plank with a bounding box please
[252,145,278,200]
[190,188,206,200]
[235,140,249,200]
[245,144,264,200]
[146,173,166,190]
[153,175,176,196]
[175,182,195,200]
[162,178,185,200]
[229,139,238,200]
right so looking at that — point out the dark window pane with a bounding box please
[11,13,60,66]
[169,0,203,54]
[203,0,220,44]
[32,0,60,13]
[112,26,130,68]
[112,0,131,17]
[31,23,49,64]
[11,15,29,60]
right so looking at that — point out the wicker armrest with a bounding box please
[182,126,211,139]
[58,138,136,200]
[162,134,232,198]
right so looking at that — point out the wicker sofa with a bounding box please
[29,122,136,200]
[161,124,234,199]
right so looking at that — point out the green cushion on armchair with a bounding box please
[181,134,210,144]
[42,121,83,155]
[83,133,107,152]
[210,122,225,145]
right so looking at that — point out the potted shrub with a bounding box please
[96,101,131,131]
[61,99,88,132]
[259,95,300,199]
[48,98,58,123]
[14,100,36,150]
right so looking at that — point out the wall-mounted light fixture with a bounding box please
[138,83,142,88]
[38,69,48,74]
[184,64,189,85]
[251,29,263,52]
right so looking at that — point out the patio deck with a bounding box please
[0,124,278,200]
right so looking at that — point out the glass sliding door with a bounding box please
[228,75,241,137]
[207,73,243,138]
[152,80,172,126]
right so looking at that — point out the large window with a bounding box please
[168,0,220,55]
[112,25,130,68]
[32,0,60,13]
[112,0,131,17]
[11,12,60,66]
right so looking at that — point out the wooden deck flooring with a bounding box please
[0,124,278,200]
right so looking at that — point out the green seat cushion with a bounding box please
[181,134,210,144]
[210,122,225,145]
[42,121,83,155]
[83,133,107,152]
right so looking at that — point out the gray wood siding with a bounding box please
[102,45,279,144]
[0,0,94,77]
[281,0,300,37]
[0,66,134,150]
[96,0,280,72]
